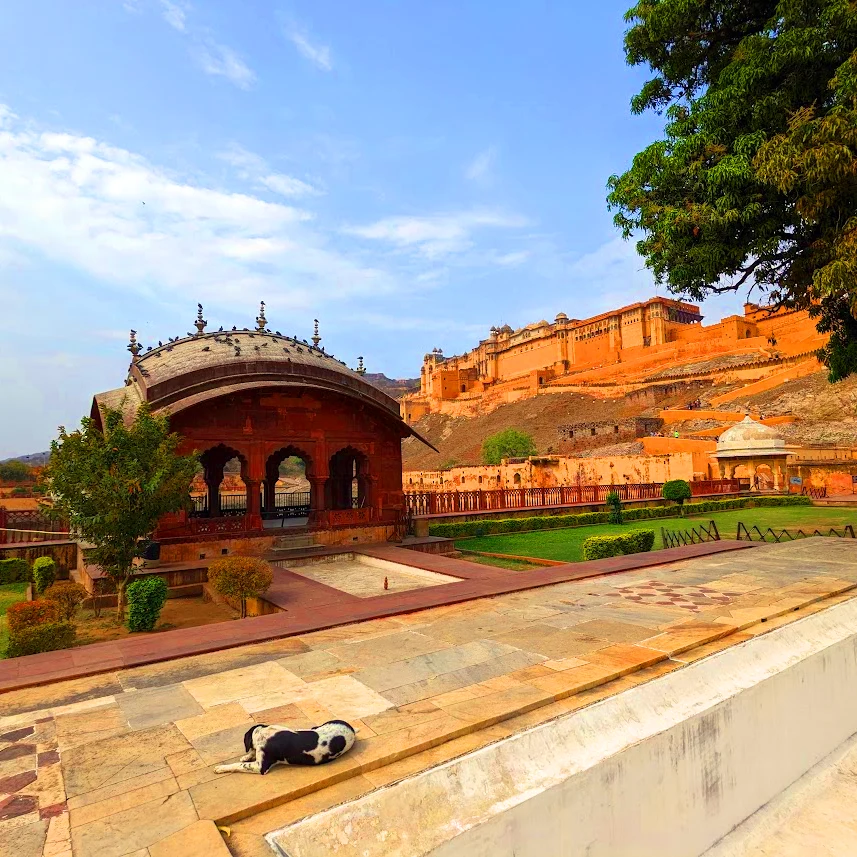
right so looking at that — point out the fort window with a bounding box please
[614,425,619,434]
[591,428,597,436]
[478,476,483,484]
[513,473,522,485]
[460,384,466,393]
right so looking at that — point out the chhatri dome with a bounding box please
[715,416,786,458]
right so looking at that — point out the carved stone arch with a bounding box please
[197,444,249,517]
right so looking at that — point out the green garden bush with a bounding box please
[207,556,273,618]
[32,556,56,595]
[126,576,169,632]
[6,622,76,658]
[430,494,811,539]
[43,581,88,621]
[0,558,29,584]
[606,491,624,524]
[7,599,59,633]
[582,530,655,561]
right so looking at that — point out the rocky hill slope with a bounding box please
[402,369,857,470]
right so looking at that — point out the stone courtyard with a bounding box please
[1,538,857,857]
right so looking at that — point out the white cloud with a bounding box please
[465,146,497,184]
[492,250,530,266]
[159,0,188,32]
[122,1,255,89]
[0,107,392,312]
[193,41,255,89]
[344,210,529,259]
[286,27,333,71]
[219,144,321,198]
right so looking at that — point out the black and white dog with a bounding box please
[214,720,357,775]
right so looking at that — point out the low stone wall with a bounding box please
[0,541,76,577]
[159,523,396,563]
[269,599,857,857]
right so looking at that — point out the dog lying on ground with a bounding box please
[214,720,357,775]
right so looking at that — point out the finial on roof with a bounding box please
[127,330,141,360]
[256,301,267,333]
[356,356,366,376]
[194,303,207,336]
[312,318,321,347]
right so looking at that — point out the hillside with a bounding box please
[402,369,857,470]
[402,388,678,470]
[363,373,419,399]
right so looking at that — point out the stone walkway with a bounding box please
[0,541,754,693]
[0,539,856,857]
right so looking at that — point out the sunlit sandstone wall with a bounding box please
[403,452,699,492]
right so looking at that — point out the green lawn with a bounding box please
[456,507,857,564]
[0,582,29,657]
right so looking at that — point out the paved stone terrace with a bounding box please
[0,541,755,693]
[1,539,857,857]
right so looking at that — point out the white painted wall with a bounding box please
[269,600,857,857]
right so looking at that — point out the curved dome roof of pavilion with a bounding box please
[91,326,437,449]
[715,416,786,458]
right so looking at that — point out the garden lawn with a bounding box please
[457,506,857,564]
[0,582,29,657]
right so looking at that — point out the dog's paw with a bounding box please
[213,765,229,774]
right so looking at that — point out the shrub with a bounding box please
[7,599,59,633]
[606,491,624,524]
[207,556,274,618]
[6,622,76,658]
[582,530,655,561]
[126,576,169,632]
[662,480,692,513]
[0,558,29,584]
[43,581,88,622]
[32,557,56,595]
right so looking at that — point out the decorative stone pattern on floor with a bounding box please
[0,539,856,856]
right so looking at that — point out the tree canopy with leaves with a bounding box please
[481,429,537,466]
[608,0,857,379]
[43,403,198,620]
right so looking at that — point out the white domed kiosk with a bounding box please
[714,416,788,490]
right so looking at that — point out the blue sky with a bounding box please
[0,1,747,458]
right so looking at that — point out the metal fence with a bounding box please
[661,519,721,548]
[736,522,855,542]
[190,491,312,517]
[404,479,743,518]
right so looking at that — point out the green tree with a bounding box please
[662,479,692,514]
[481,429,537,465]
[43,403,198,621]
[0,460,31,482]
[608,1,857,378]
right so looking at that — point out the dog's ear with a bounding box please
[243,724,262,753]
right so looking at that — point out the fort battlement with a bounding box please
[401,298,823,422]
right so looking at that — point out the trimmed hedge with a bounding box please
[32,556,56,595]
[433,494,812,539]
[7,599,59,633]
[127,577,169,632]
[6,622,76,658]
[582,530,656,561]
[0,558,29,584]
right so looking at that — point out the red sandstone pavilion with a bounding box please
[90,303,436,563]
